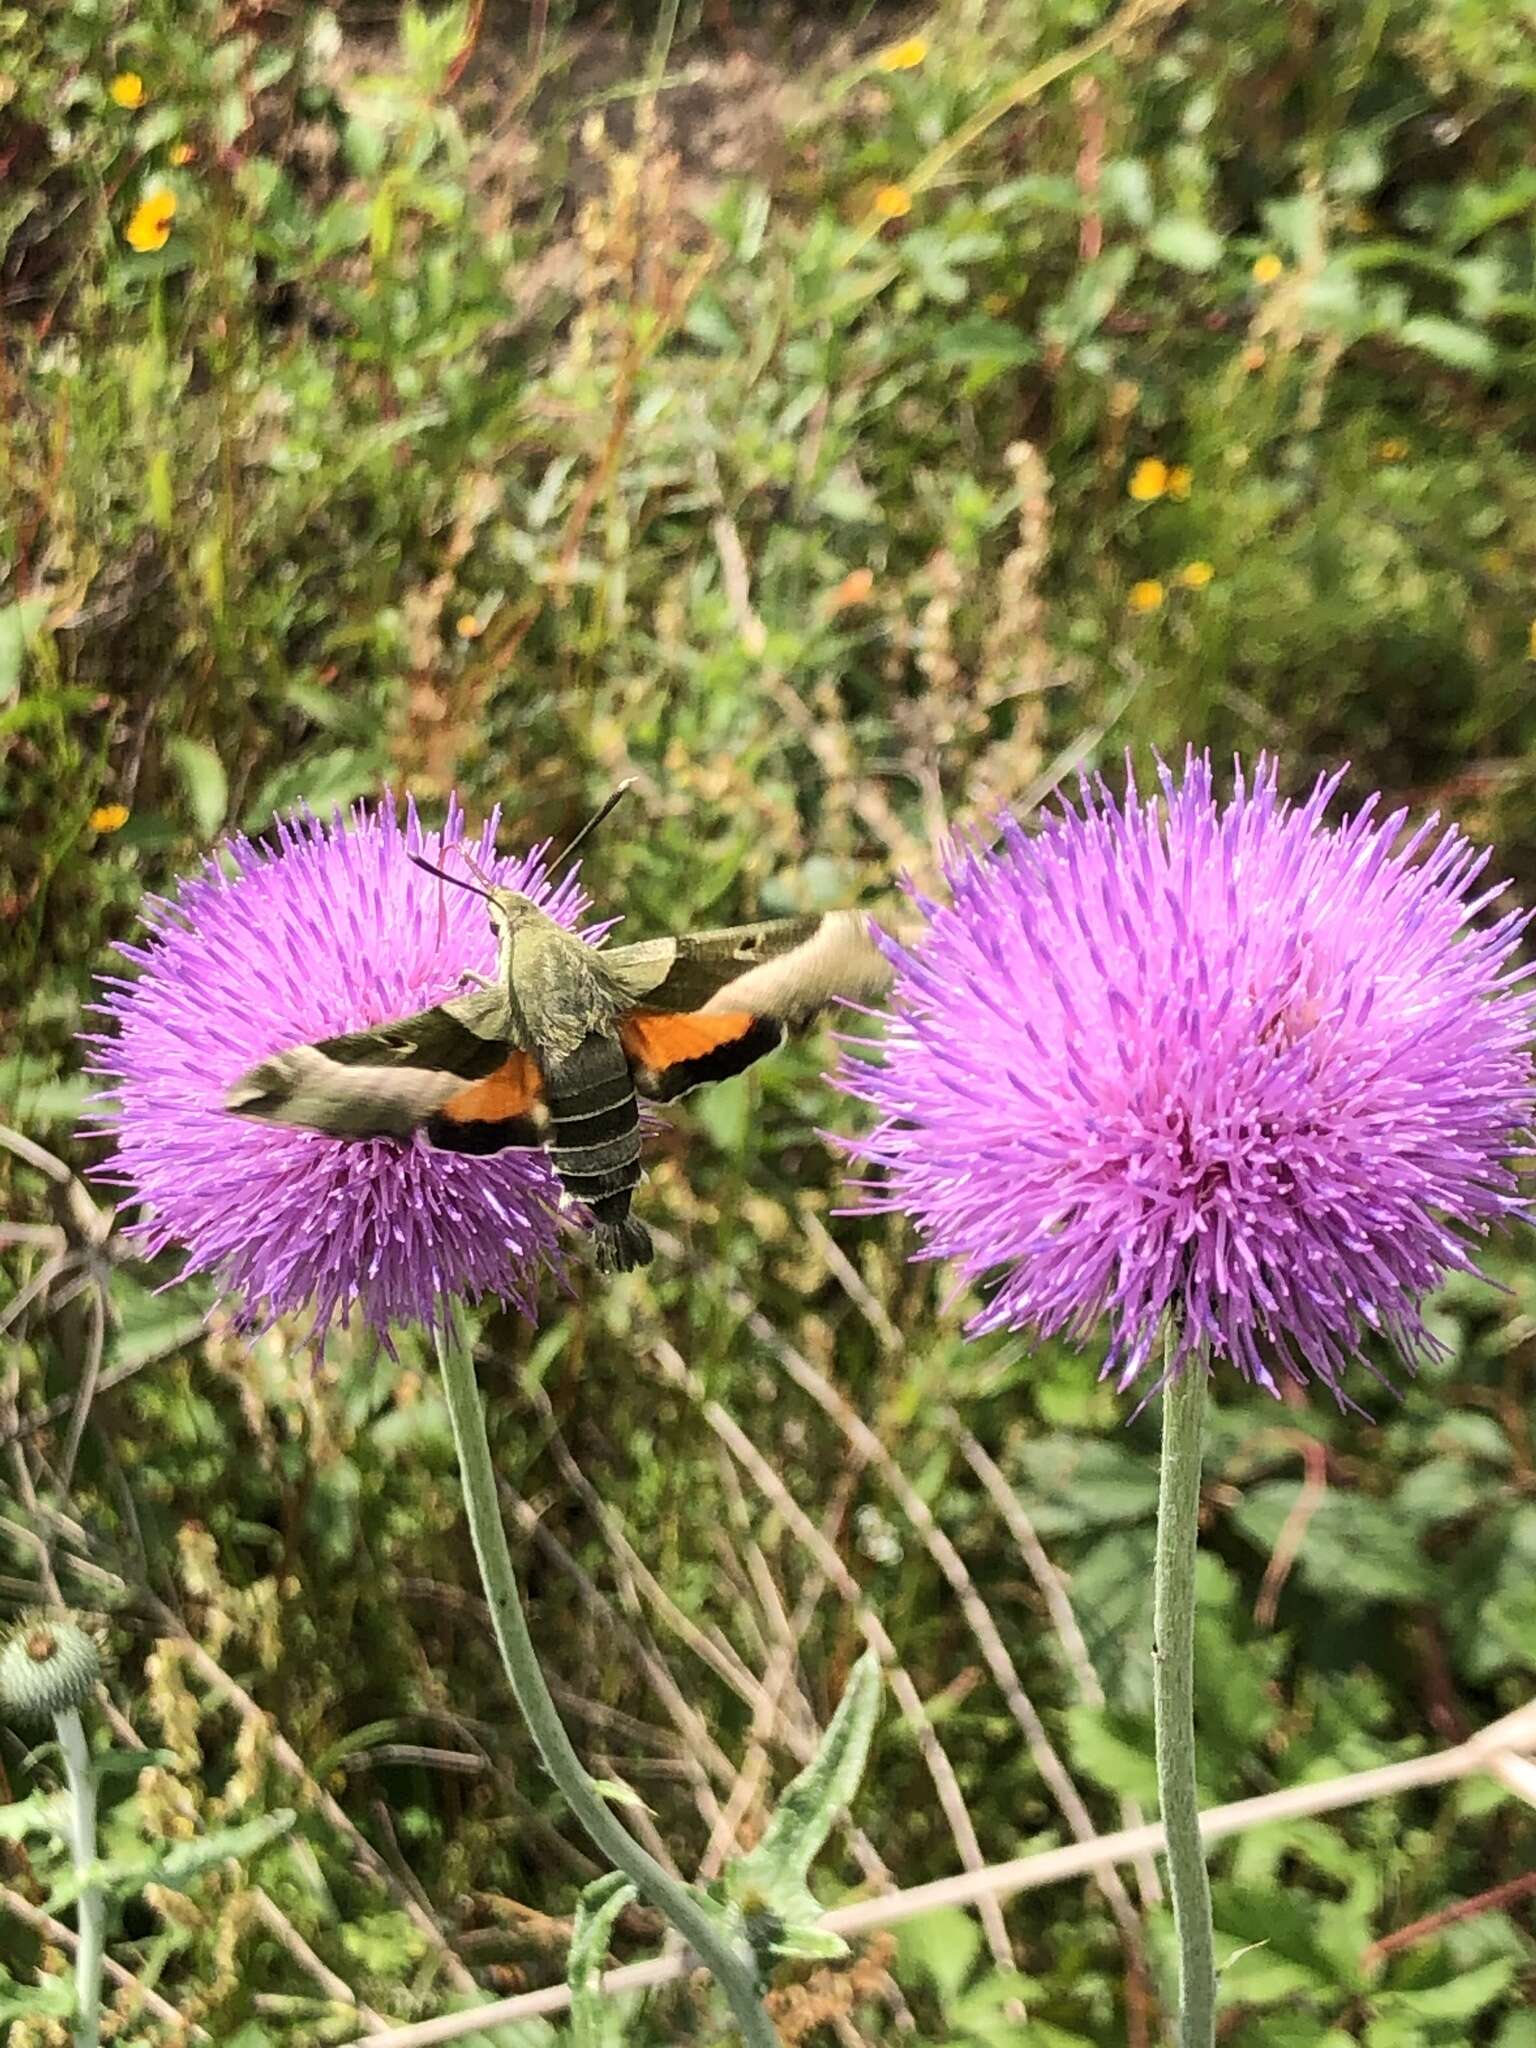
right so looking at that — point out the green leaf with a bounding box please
[569,1872,637,2048]
[1147,216,1224,272]
[0,1789,69,1842]
[1101,157,1153,227]
[1380,1956,1517,2021]
[47,1809,295,1911]
[165,737,229,839]
[339,1908,431,1974]
[147,449,174,531]
[151,1806,296,1887]
[693,1071,752,1157]
[1398,316,1497,373]
[764,1922,848,1963]
[1064,1706,1157,1805]
[0,1968,73,2023]
[727,1650,881,1909]
[0,596,48,704]
[895,1906,982,2002]
[245,746,382,829]
[589,1777,646,1811]
[1232,1486,1431,1605]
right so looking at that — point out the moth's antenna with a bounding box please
[409,852,494,901]
[552,779,635,877]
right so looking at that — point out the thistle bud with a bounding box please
[0,1614,101,1723]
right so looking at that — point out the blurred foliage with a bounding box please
[3,0,1536,2040]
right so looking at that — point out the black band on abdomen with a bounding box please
[546,1035,643,1209]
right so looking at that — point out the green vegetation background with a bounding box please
[4,0,1536,2041]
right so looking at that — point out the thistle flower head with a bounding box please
[841,756,1534,1398]
[91,797,584,1339]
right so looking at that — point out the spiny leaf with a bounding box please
[0,1789,70,1842]
[46,1809,296,1911]
[727,1649,882,1906]
[569,1872,637,2048]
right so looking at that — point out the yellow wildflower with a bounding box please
[1376,437,1408,462]
[1167,465,1193,500]
[1178,560,1214,589]
[1128,580,1165,614]
[1128,458,1168,502]
[90,804,131,833]
[828,568,875,613]
[170,142,196,166]
[1528,618,1536,661]
[1252,252,1284,286]
[109,72,145,109]
[876,37,929,71]
[873,184,913,220]
[455,615,484,640]
[126,186,176,253]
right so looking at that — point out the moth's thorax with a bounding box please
[504,911,617,1065]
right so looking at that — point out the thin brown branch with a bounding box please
[741,1306,1146,1961]
[1253,1433,1329,1629]
[650,1336,1014,1971]
[0,1883,209,2039]
[1360,1868,1536,1972]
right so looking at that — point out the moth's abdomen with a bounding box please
[545,1035,645,1258]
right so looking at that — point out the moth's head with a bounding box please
[408,854,548,944]
[483,887,545,938]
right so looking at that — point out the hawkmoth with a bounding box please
[224,824,892,1272]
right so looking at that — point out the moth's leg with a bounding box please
[454,969,496,992]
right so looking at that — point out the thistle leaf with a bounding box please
[727,1650,882,1908]
[569,1871,638,2048]
[46,1809,295,1912]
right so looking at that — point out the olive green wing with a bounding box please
[603,911,891,1022]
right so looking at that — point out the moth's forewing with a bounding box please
[604,912,883,1010]
[225,989,525,1142]
[226,1043,466,1140]
[308,988,514,1071]
[695,910,892,1024]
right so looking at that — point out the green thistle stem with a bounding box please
[56,1706,103,2048]
[433,1307,777,2048]
[1153,1337,1216,2047]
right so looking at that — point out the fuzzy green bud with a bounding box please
[0,1614,101,1722]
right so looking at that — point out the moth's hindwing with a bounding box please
[619,1009,783,1102]
[426,1051,550,1154]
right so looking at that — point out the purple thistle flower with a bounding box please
[840,755,1535,1398]
[90,796,586,1339]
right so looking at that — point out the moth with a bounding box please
[224,806,891,1273]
